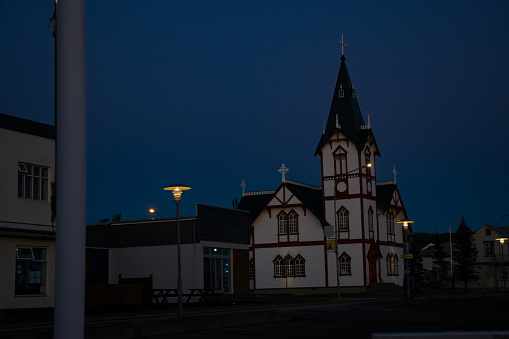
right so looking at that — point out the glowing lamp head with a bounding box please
[397,219,414,228]
[366,163,372,168]
[149,209,155,213]
[496,238,508,245]
[164,183,191,202]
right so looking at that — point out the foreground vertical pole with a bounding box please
[54,0,87,338]
[176,201,183,317]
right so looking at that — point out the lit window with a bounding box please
[386,253,398,276]
[339,208,349,231]
[18,163,49,201]
[339,253,351,275]
[15,247,47,295]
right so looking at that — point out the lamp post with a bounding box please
[164,183,191,318]
[397,219,414,300]
[333,162,371,302]
[149,209,163,218]
[496,237,508,294]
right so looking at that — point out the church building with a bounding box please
[238,40,410,293]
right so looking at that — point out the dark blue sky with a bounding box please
[2,1,508,233]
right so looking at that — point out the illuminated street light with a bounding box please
[397,219,414,300]
[149,208,163,218]
[163,183,191,317]
[333,162,371,302]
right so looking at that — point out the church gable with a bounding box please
[267,185,301,208]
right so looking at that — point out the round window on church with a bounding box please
[337,181,347,193]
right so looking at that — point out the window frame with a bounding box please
[15,246,48,296]
[484,241,494,257]
[386,212,395,242]
[17,162,49,201]
[339,252,352,276]
[338,207,349,232]
[368,207,374,240]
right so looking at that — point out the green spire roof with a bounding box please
[315,55,368,155]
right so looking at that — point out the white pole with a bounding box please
[54,0,87,338]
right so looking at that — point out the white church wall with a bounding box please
[254,245,326,289]
[252,210,277,244]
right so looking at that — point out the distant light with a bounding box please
[366,163,372,168]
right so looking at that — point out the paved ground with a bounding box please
[2,290,509,338]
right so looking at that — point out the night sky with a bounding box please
[2,1,508,233]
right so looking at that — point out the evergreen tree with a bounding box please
[432,231,446,283]
[453,217,479,292]
[409,241,426,290]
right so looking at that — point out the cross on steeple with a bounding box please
[339,34,347,56]
[278,164,289,183]
[241,179,246,196]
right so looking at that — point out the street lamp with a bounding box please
[333,162,371,302]
[164,183,191,317]
[397,219,414,300]
[496,237,508,294]
[149,209,163,218]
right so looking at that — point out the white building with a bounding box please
[238,48,410,293]
[0,113,56,309]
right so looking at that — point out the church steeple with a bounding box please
[315,39,368,155]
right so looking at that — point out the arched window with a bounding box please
[364,148,371,176]
[338,84,344,98]
[386,253,398,276]
[368,207,374,240]
[334,147,347,175]
[339,253,351,275]
[274,256,284,277]
[339,207,349,231]
[386,212,395,242]
[289,211,298,234]
[278,212,287,234]
[295,255,305,276]
[286,256,294,277]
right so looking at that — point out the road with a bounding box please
[153,297,509,338]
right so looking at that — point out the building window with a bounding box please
[15,247,47,295]
[18,163,49,201]
[295,256,305,276]
[278,212,287,234]
[249,259,254,279]
[274,255,306,278]
[364,148,371,176]
[338,84,344,98]
[386,253,398,276]
[274,256,284,277]
[339,253,351,275]
[368,208,374,240]
[339,207,349,232]
[387,212,395,242]
[288,211,298,234]
[286,256,294,277]
[334,148,347,175]
[484,241,494,257]
[485,228,492,236]
[278,210,299,235]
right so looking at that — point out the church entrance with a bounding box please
[367,243,382,283]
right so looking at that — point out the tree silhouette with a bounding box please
[453,217,479,292]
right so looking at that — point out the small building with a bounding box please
[0,113,56,309]
[473,224,509,291]
[419,242,455,284]
[86,204,250,295]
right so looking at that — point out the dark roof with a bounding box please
[285,182,329,226]
[315,55,368,155]
[237,193,273,223]
[0,113,55,139]
[488,225,509,237]
[237,181,329,227]
[376,184,395,211]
